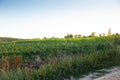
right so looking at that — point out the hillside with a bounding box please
[0,37,22,42]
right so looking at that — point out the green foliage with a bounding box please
[0,35,119,60]
[64,34,73,38]
[0,50,120,80]
[0,35,120,80]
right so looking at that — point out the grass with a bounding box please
[0,35,119,80]
[0,49,120,80]
[0,35,119,60]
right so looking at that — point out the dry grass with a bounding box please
[0,55,23,72]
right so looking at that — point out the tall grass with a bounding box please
[0,49,120,80]
[0,35,119,60]
[0,35,119,80]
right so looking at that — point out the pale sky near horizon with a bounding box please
[0,0,120,39]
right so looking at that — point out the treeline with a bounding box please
[64,32,119,38]
[44,28,119,39]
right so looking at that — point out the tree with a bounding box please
[77,34,82,38]
[74,34,82,38]
[64,34,73,38]
[115,33,119,35]
[74,35,78,38]
[107,28,112,36]
[102,33,105,36]
[99,34,102,37]
[89,32,96,37]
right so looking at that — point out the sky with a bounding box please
[0,0,120,39]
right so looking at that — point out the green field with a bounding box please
[0,35,119,59]
[0,35,120,80]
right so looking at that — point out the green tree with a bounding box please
[102,33,105,36]
[64,34,73,38]
[99,34,102,37]
[74,34,82,38]
[89,32,96,37]
[107,28,112,36]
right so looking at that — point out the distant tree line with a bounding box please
[43,28,119,39]
[64,28,119,38]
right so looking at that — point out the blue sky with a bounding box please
[0,0,120,38]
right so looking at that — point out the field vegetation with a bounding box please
[0,33,120,80]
